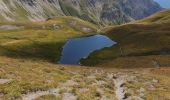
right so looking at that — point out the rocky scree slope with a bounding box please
[0,0,162,25]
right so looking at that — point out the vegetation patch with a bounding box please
[81,10,170,67]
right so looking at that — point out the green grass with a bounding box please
[0,56,71,99]
[0,16,97,62]
[81,9,170,67]
[134,9,170,24]
[0,8,170,100]
[36,94,60,100]
[0,16,98,99]
[0,16,97,99]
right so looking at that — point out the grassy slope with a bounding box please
[0,56,71,99]
[0,16,97,63]
[0,16,98,99]
[1,56,170,99]
[0,11,170,100]
[134,9,170,24]
[81,9,170,67]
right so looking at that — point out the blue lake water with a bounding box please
[59,34,116,65]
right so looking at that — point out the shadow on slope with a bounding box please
[0,41,64,63]
[0,16,97,63]
[81,10,170,67]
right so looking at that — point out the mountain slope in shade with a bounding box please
[0,0,162,25]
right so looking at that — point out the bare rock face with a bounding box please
[119,0,162,20]
[0,0,162,25]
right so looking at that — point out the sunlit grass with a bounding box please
[81,10,170,67]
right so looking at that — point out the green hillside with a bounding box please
[0,9,170,100]
[134,9,170,24]
[81,9,170,67]
[0,16,97,62]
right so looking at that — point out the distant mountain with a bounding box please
[0,0,162,25]
[154,0,170,8]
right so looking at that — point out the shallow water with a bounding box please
[59,34,116,65]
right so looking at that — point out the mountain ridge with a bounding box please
[0,1,170,100]
[0,0,162,25]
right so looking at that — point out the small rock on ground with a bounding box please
[0,79,12,84]
[62,93,77,100]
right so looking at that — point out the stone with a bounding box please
[0,79,12,84]
[152,79,158,83]
[63,93,77,100]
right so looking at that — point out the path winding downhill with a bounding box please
[20,69,158,100]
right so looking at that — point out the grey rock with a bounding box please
[0,79,12,84]
[0,25,24,30]
[0,0,162,25]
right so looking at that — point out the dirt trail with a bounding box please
[113,77,126,100]
[20,69,156,100]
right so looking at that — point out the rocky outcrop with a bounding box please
[0,0,162,25]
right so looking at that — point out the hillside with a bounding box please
[0,6,169,100]
[81,9,170,67]
[134,9,170,24]
[1,56,170,100]
[0,16,97,62]
[0,0,162,25]
[0,2,170,100]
